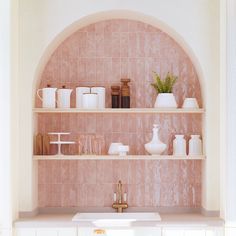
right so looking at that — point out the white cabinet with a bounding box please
[14,228,35,236]
[162,227,224,236]
[0,229,12,236]
[36,228,57,236]
[58,228,77,236]
[77,227,161,236]
[15,227,77,236]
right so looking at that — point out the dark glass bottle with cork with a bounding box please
[111,86,120,108]
[121,78,131,108]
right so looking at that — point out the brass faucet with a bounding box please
[112,180,128,213]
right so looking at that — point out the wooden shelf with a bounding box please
[33,108,205,114]
[33,155,205,160]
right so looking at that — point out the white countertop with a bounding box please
[14,213,224,228]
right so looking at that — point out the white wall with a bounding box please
[0,0,19,234]
[18,0,220,212]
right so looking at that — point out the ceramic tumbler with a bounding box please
[37,87,57,108]
[76,87,90,108]
[91,87,106,108]
[82,93,98,109]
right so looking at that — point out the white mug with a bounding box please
[82,93,98,109]
[57,88,73,108]
[91,87,106,108]
[37,87,57,108]
[76,87,90,108]
[182,98,199,108]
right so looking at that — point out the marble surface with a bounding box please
[14,213,224,228]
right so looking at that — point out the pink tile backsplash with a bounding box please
[36,19,202,208]
[38,160,201,208]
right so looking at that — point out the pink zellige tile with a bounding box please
[61,184,77,207]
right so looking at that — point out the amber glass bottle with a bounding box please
[111,86,120,108]
[121,78,131,108]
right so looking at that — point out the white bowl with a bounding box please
[108,143,123,155]
[182,98,199,108]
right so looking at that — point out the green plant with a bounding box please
[151,72,178,93]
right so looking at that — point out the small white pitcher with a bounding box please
[37,86,57,108]
[57,86,73,108]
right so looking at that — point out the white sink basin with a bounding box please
[72,212,161,227]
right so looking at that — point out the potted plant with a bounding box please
[151,72,178,108]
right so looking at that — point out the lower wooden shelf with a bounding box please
[33,155,205,160]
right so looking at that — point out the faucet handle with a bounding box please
[123,192,127,202]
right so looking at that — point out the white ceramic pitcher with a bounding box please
[57,87,73,108]
[37,86,57,108]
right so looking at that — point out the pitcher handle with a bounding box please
[37,89,43,101]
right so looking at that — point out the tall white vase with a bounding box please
[189,135,202,155]
[173,135,186,156]
[144,124,167,155]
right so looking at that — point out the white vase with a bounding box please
[145,124,167,155]
[57,88,73,108]
[189,135,202,155]
[154,93,177,108]
[173,135,186,156]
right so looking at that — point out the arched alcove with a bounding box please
[34,17,204,210]
[32,10,205,107]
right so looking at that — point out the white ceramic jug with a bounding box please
[57,87,73,108]
[37,86,57,108]
[173,135,186,156]
[189,135,202,155]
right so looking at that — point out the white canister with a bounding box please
[91,87,106,108]
[37,86,57,108]
[76,87,90,108]
[189,135,202,155]
[82,93,98,109]
[173,135,186,156]
[57,87,73,108]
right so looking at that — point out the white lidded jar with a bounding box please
[57,86,73,108]
[76,87,90,108]
[189,135,202,155]
[173,135,186,156]
[37,85,57,108]
[91,87,106,108]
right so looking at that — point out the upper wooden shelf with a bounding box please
[33,108,205,114]
[33,155,205,160]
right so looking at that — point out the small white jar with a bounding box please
[173,135,186,156]
[189,135,202,155]
[82,93,98,109]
